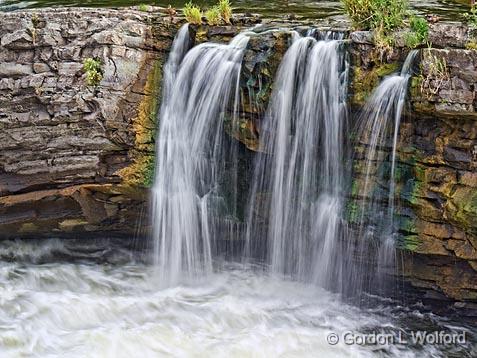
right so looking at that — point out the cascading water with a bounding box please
[353,50,418,290]
[151,25,250,286]
[245,31,349,291]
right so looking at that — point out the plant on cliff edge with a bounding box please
[218,0,232,24]
[138,4,148,12]
[183,2,202,24]
[464,3,477,28]
[205,6,221,25]
[418,47,449,99]
[342,0,429,58]
[342,0,408,32]
[342,0,408,60]
[404,14,429,48]
[82,58,103,87]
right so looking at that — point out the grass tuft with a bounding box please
[183,2,203,25]
[218,0,232,24]
[205,6,222,25]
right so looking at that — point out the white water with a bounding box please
[354,51,418,283]
[246,32,348,290]
[0,240,474,357]
[151,26,249,286]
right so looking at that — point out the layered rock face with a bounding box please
[401,47,477,302]
[0,8,172,238]
[349,26,477,301]
[0,7,270,239]
[0,7,476,302]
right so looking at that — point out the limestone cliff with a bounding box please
[0,8,174,238]
[348,24,477,302]
[0,7,476,303]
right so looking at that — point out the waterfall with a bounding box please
[353,50,418,290]
[245,31,349,290]
[151,25,250,286]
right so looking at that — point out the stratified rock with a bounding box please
[0,7,176,238]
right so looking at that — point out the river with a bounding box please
[0,0,469,21]
[0,239,475,357]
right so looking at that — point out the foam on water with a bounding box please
[0,244,474,357]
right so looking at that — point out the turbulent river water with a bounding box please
[0,239,476,357]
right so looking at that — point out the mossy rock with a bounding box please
[117,58,162,188]
[351,62,400,105]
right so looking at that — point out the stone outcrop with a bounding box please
[0,7,176,238]
[348,24,477,302]
[0,7,271,238]
[0,7,476,303]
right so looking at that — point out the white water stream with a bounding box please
[0,240,474,357]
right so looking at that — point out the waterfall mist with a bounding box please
[245,31,350,292]
[151,25,250,286]
[151,26,418,299]
[352,50,418,294]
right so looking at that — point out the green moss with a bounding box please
[346,201,360,224]
[449,188,477,234]
[465,40,477,50]
[402,235,420,251]
[352,62,399,104]
[118,59,162,188]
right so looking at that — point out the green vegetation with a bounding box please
[404,14,429,48]
[418,48,449,98]
[205,6,221,25]
[183,2,203,24]
[466,39,477,50]
[342,0,408,32]
[218,0,232,24]
[31,13,40,28]
[464,4,477,28]
[82,58,103,87]
[138,3,148,11]
[342,0,429,56]
[183,0,233,25]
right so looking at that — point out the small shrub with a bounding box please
[138,4,148,12]
[466,40,477,50]
[419,48,449,98]
[83,58,103,87]
[31,13,40,28]
[464,4,477,28]
[373,27,395,61]
[404,15,429,48]
[404,32,420,48]
[342,0,408,32]
[205,6,221,25]
[218,0,232,24]
[183,2,202,24]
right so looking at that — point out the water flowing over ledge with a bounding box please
[245,30,349,292]
[0,8,476,305]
